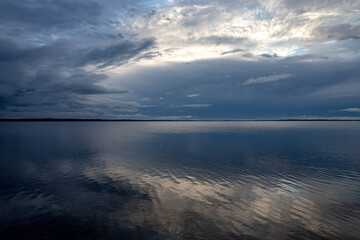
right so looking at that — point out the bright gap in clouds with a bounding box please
[119,0,360,65]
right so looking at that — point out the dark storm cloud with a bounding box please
[260,53,278,58]
[0,37,152,89]
[220,49,243,56]
[0,38,152,117]
[312,24,360,41]
[81,39,154,67]
[0,0,155,118]
[0,0,102,30]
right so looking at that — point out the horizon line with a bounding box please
[1,118,360,122]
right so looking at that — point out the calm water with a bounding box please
[0,121,360,240]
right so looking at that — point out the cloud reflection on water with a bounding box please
[1,122,360,239]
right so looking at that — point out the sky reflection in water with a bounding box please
[0,121,360,239]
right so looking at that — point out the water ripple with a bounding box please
[1,121,360,239]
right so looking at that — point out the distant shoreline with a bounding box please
[1,119,360,122]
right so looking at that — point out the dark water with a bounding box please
[1,122,360,240]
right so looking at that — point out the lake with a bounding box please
[0,121,360,239]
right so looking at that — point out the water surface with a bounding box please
[0,121,360,239]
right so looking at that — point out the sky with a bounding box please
[0,0,360,120]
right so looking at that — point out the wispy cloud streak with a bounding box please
[243,74,293,85]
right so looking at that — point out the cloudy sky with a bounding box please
[0,0,360,119]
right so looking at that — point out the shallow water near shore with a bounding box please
[1,121,360,239]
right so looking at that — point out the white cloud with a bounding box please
[243,74,293,85]
[341,108,360,112]
[187,93,200,98]
[182,104,211,108]
[120,0,360,64]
